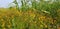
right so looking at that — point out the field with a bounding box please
[0,8,60,29]
[0,0,60,29]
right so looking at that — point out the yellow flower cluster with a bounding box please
[0,9,56,29]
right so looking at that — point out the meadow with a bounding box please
[0,0,60,29]
[0,8,60,29]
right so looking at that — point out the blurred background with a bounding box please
[0,0,60,29]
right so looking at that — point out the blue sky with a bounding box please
[0,0,14,8]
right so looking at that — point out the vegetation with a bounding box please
[0,0,60,29]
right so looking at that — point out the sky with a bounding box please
[0,0,14,8]
[0,0,52,8]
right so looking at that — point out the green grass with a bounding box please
[0,0,60,29]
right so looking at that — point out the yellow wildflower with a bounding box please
[40,25,43,27]
[30,13,35,18]
[45,25,48,28]
[40,16,46,19]
[8,25,11,28]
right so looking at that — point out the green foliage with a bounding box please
[0,0,60,29]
